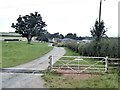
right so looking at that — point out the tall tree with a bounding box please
[90,19,107,41]
[90,19,107,56]
[11,12,47,44]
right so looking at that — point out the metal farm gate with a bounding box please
[48,56,110,74]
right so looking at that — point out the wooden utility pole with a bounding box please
[99,0,106,24]
[99,0,102,24]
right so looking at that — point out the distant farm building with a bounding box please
[0,32,28,41]
[82,39,92,43]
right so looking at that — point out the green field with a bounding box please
[42,47,119,88]
[1,41,53,68]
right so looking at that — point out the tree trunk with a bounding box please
[95,41,101,57]
[27,35,32,44]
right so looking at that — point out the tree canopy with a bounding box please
[11,12,47,44]
[90,19,107,41]
[90,19,108,56]
[65,33,78,40]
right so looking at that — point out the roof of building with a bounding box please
[0,32,21,37]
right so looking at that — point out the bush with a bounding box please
[64,41,79,53]
[63,38,118,58]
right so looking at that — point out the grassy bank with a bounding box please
[42,71,118,88]
[42,47,119,88]
[64,47,79,56]
[2,41,53,68]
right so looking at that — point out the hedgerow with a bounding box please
[63,38,118,58]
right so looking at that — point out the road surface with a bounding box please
[1,46,65,88]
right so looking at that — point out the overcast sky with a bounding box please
[0,0,119,37]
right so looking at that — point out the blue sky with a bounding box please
[0,0,119,37]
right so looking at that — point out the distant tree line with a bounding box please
[36,32,89,42]
[11,12,90,43]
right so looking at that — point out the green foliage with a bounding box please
[11,12,47,44]
[63,38,118,58]
[64,41,79,53]
[90,19,108,56]
[36,33,49,42]
[2,41,53,68]
[99,38,118,57]
[90,20,107,41]
[65,33,77,40]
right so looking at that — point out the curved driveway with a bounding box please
[1,46,65,88]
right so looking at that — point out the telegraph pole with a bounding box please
[99,0,102,24]
[99,0,106,24]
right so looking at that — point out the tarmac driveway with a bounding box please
[1,46,65,88]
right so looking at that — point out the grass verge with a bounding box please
[64,47,79,56]
[42,71,118,88]
[2,41,53,68]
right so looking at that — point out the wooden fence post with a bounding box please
[105,56,108,73]
[48,55,52,71]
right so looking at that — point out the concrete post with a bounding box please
[105,56,108,73]
[48,55,52,71]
